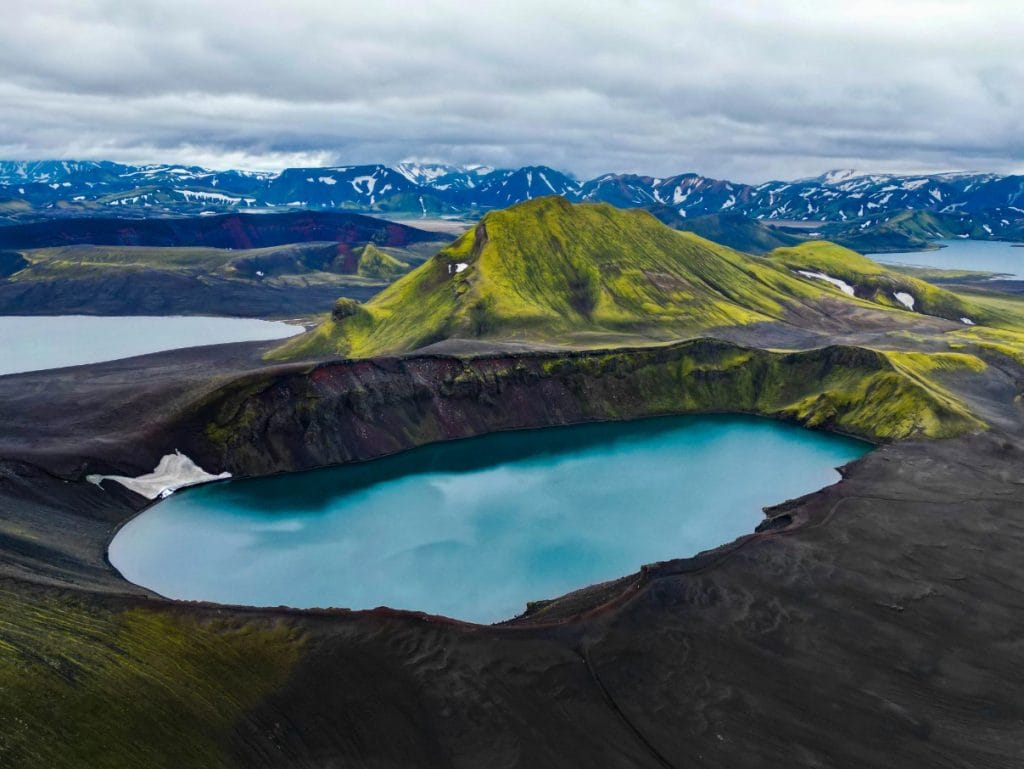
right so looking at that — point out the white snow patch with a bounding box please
[672,186,691,205]
[894,291,916,310]
[822,169,860,185]
[350,175,377,194]
[87,451,230,500]
[797,270,855,296]
[318,176,337,185]
[175,189,255,204]
[960,317,975,325]
[455,262,469,273]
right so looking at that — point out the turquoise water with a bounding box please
[110,416,869,623]
[0,315,302,376]
[875,239,1024,278]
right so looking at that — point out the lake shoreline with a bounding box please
[108,414,868,623]
[870,237,1024,279]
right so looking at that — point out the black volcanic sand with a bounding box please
[2,330,1024,767]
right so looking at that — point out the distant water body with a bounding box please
[875,239,1024,278]
[111,415,869,623]
[0,315,301,376]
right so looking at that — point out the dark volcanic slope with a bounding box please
[0,270,383,317]
[0,212,450,316]
[1,342,1024,767]
[0,210,440,250]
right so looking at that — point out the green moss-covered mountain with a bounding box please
[274,197,991,360]
[355,243,410,280]
[826,210,957,253]
[273,198,833,358]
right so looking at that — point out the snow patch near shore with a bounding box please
[87,451,230,500]
[961,317,975,325]
[796,270,855,296]
[894,291,916,310]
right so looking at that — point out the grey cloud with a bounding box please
[0,0,1022,181]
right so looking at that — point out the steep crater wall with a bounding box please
[189,339,979,478]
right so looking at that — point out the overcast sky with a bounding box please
[0,0,1021,182]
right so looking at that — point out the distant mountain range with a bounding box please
[1,160,1023,246]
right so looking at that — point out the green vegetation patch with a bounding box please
[829,210,955,253]
[0,587,302,769]
[11,240,430,285]
[768,241,991,324]
[356,243,411,280]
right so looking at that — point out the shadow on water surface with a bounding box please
[192,414,869,514]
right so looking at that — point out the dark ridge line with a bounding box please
[576,645,678,769]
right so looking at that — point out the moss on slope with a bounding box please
[356,243,410,280]
[272,197,842,360]
[769,241,990,324]
[0,587,301,769]
[829,210,954,253]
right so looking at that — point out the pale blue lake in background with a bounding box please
[875,239,1024,278]
[0,315,302,376]
[110,415,869,623]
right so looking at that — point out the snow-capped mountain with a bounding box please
[1,160,1022,242]
[466,166,580,207]
[393,162,469,186]
[261,165,420,209]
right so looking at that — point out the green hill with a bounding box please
[826,210,956,253]
[355,243,411,280]
[767,241,989,325]
[273,197,860,359]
